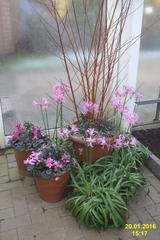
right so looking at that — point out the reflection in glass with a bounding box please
[0,0,97,134]
[137,0,160,123]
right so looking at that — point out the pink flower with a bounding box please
[69,124,79,134]
[130,137,136,146]
[61,153,71,163]
[41,97,50,109]
[33,100,40,107]
[114,135,126,148]
[24,151,42,166]
[24,156,37,166]
[112,97,121,107]
[53,161,63,170]
[115,90,125,98]
[46,158,54,168]
[97,136,109,148]
[32,127,39,139]
[114,138,123,148]
[125,113,139,125]
[123,85,135,95]
[10,131,19,139]
[15,123,23,131]
[116,104,129,114]
[33,97,50,109]
[86,137,96,147]
[83,101,99,114]
[52,83,68,103]
[58,128,70,139]
[93,103,99,112]
[114,135,137,149]
[86,128,96,137]
[23,139,29,144]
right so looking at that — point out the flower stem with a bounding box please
[53,103,59,143]
[44,108,50,139]
[40,106,47,135]
[60,103,63,129]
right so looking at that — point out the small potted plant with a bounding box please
[57,85,143,162]
[24,141,74,202]
[58,122,114,162]
[9,122,49,176]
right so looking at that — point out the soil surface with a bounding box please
[133,128,160,158]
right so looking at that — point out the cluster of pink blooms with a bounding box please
[112,85,143,125]
[85,128,110,148]
[58,124,79,139]
[33,97,50,109]
[114,134,136,149]
[24,151,72,170]
[33,83,69,110]
[9,124,40,141]
[32,127,39,139]
[83,101,99,114]
[59,125,111,149]
[24,151,42,165]
[52,83,69,103]
[10,131,20,140]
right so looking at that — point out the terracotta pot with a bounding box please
[14,149,32,176]
[70,135,114,162]
[35,172,70,203]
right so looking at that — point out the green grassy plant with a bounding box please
[65,145,149,229]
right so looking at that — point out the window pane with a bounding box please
[0,0,97,135]
[137,0,160,123]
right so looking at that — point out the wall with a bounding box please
[0,0,20,56]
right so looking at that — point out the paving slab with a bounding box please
[0,164,8,177]
[0,191,13,210]
[0,229,18,240]
[0,150,160,240]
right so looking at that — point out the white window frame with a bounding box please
[0,99,5,148]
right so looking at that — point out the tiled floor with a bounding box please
[0,149,160,240]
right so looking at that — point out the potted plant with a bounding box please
[8,122,49,176]
[39,0,143,162]
[24,141,74,202]
[65,143,149,229]
[57,85,143,161]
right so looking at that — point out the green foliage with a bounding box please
[65,145,148,229]
[65,165,127,229]
[26,141,74,179]
[78,113,116,137]
[9,122,49,151]
[55,138,74,157]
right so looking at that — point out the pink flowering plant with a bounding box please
[24,143,74,179]
[112,85,143,133]
[59,124,113,150]
[57,85,142,151]
[9,122,49,151]
[109,85,143,149]
[33,82,69,142]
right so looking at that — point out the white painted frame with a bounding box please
[0,99,5,148]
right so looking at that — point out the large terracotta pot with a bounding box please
[70,135,113,162]
[14,149,32,176]
[35,172,70,203]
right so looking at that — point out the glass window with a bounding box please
[137,0,160,123]
[0,0,98,135]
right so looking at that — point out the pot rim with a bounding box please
[14,148,33,153]
[35,171,69,180]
